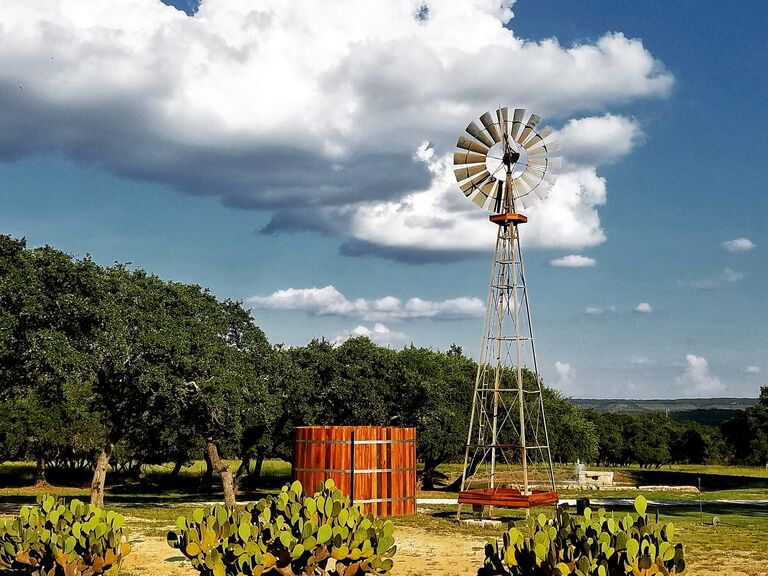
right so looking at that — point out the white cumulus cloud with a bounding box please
[584,305,616,315]
[689,268,743,290]
[247,286,367,317]
[676,354,723,394]
[332,323,408,348]
[0,0,673,262]
[721,238,755,253]
[553,361,575,392]
[558,114,643,169]
[550,254,597,268]
[247,285,484,321]
[555,360,573,386]
[634,302,653,314]
[743,366,760,374]
[336,160,611,261]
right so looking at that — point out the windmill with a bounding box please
[454,107,560,517]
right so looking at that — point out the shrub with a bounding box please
[167,478,397,576]
[0,494,131,576]
[479,495,686,576]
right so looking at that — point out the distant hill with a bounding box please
[571,397,758,427]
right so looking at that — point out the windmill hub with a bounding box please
[502,149,519,167]
[454,107,560,210]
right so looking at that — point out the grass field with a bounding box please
[1,460,766,574]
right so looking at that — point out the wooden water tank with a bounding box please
[292,426,416,516]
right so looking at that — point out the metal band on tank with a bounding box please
[294,439,416,445]
[293,467,417,474]
[353,496,417,504]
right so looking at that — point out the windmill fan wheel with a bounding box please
[453,107,560,213]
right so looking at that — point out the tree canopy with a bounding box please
[0,234,760,505]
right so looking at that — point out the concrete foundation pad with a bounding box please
[460,518,504,529]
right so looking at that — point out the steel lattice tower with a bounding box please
[452,107,559,516]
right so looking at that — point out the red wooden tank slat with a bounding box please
[293,425,416,516]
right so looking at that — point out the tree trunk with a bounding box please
[170,458,184,479]
[420,459,438,490]
[254,447,266,484]
[35,457,48,485]
[234,456,251,486]
[127,460,143,480]
[206,441,236,509]
[447,453,479,492]
[202,448,214,488]
[90,444,113,507]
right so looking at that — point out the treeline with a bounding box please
[0,235,596,497]
[721,389,768,465]
[583,411,730,467]
[582,394,768,468]
[0,236,765,505]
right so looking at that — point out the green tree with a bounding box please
[668,420,722,465]
[542,388,598,464]
[323,336,403,426]
[178,291,274,508]
[91,270,274,507]
[0,237,103,483]
[722,387,768,465]
[583,411,631,466]
[0,235,273,506]
[88,266,184,505]
[625,412,672,468]
[259,345,320,466]
[397,345,475,489]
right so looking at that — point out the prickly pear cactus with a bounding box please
[0,494,131,576]
[167,478,396,576]
[479,495,686,576]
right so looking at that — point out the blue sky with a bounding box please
[0,0,765,398]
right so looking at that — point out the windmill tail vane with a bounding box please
[454,107,560,517]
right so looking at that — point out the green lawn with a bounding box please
[431,461,768,497]
[0,459,293,503]
[412,460,768,569]
[3,459,767,502]
[1,460,766,574]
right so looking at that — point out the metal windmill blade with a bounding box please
[496,107,509,140]
[522,125,555,150]
[459,171,492,196]
[528,140,560,158]
[454,163,487,182]
[465,121,496,148]
[454,106,559,214]
[480,112,501,143]
[515,179,536,209]
[527,156,561,172]
[454,151,486,165]
[456,135,489,155]
[510,108,526,142]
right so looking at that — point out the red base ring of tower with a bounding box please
[458,488,558,509]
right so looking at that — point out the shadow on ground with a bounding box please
[619,469,768,491]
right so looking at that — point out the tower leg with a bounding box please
[457,216,557,515]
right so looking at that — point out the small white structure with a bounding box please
[575,460,586,484]
[574,460,614,487]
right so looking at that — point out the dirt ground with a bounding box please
[685,551,768,576]
[125,526,485,576]
[123,529,767,576]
